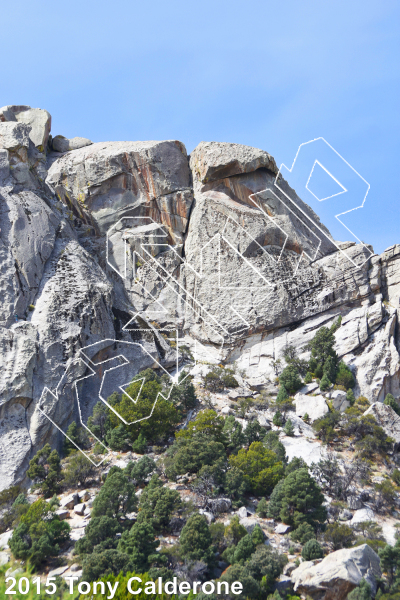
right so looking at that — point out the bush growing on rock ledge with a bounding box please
[276,385,289,403]
[278,364,303,395]
[324,522,355,550]
[273,410,284,427]
[384,393,400,416]
[335,360,355,389]
[319,373,331,391]
[313,410,341,443]
[304,371,313,384]
[62,451,97,487]
[301,538,324,560]
[203,366,239,392]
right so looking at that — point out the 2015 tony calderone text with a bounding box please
[5,575,244,597]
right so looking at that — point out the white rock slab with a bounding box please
[350,508,376,526]
[281,435,326,466]
[294,393,329,422]
[74,503,86,516]
[298,382,319,394]
[70,527,86,541]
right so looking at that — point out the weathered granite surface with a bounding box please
[0,107,399,489]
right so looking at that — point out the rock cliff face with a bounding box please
[0,105,399,490]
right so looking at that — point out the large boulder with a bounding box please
[330,390,350,412]
[291,544,381,599]
[0,105,51,151]
[52,135,92,153]
[189,141,278,184]
[46,140,193,242]
[0,121,30,152]
[294,393,329,422]
[207,498,232,514]
[0,120,48,186]
[239,517,258,533]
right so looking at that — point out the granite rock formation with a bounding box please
[291,544,382,599]
[0,105,399,489]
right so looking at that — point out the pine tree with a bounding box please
[283,419,295,437]
[304,372,313,384]
[131,432,147,454]
[223,416,245,454]
[244,419,266,445]
[64,421,79,454]
[87,401,109,440]
[268,468,326,530]
[323,355,337,383]
[138,475,181,532]
[251,524,265,546]
[285,457,308,475]
[256,497,268,518]
[233,533,256,563]
[107,424,130,451]
[64,421,90,454]
[378,542,400,589]
[335,361,355,389]
[27,444,62,497]
[264,431,287,463]
[125,455,156,485]
[308,326,337,367]
[347,579,372,600]
[384,393,400,416]
[91,471,137,522]
[179,514,215,566]
[319,373,331,392]
[117,520,159,571]
[302,538,324,560]
[276,385,289,403]
[279,365,302,394]
[291,522,315,544]
[267,479,285,519]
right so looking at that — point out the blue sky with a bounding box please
[2,0,399,253]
